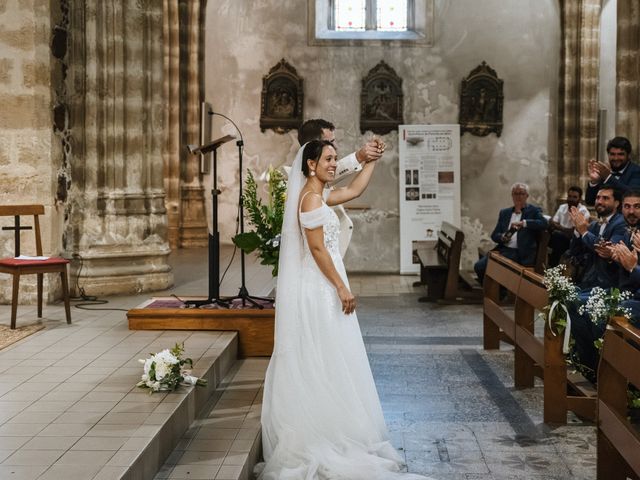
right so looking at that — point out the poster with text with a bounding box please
[399,124,461,274]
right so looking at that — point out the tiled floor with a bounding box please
[0,249,598,479]
[154,359,267,480]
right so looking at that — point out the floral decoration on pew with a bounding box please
[579,287,633,354]
[578,287,632,326]
[540,264,579,353]
[137,343,207,394]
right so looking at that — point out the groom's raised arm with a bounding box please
[334,140,384,182]
[335,152,361,181]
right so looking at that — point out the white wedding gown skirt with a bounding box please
[256,204,431,479]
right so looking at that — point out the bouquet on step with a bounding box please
[137,343,207,393]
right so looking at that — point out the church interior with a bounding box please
[1,0,639,479]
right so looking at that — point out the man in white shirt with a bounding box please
[548,186,591,266]
[297,119,384,257]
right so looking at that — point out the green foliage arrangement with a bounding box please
[232,167,286,276]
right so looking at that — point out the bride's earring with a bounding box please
[310,170,316,176]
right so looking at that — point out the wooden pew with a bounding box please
[417,222,480,302]
[483,252,522,348]
[597,318,640,480]
[483,252,596,424]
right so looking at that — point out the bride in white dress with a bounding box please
[256,140,432,480]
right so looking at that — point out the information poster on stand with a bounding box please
[399,124,461,274]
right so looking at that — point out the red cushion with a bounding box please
[0,257,70,267]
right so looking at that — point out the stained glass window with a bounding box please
[335,0,366,31]
[377,0,407,31]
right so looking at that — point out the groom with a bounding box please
[297,118,384,257]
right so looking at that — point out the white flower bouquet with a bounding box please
[137,343,207,393]
[540,264,580,353]
[578,287,633,326]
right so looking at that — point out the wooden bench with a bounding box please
[483,252,596,424]
[597,317,640,479]
[416,222,481,302]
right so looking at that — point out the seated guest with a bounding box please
[568,189,640,383]
[585,136,640,205]
[567,186,626,290]
[548,186,591,267]
[474,182,547,284]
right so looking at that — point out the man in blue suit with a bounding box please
[567,189,638,383]
[567,186,626,290]
[585,136,640,205]
[474,183,548,284]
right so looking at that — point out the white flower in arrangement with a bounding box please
[155,349,179,365]
[541,264,581,354]
[267,234,281,248]
[137,343,207,394]
[578,287,633,326]
[542,264,579,303]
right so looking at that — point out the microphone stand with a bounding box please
[183,136,235,308]
[209,110,272,309]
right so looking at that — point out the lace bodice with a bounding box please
[299,203,341,260]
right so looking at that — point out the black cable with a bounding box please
[68,253,129,312]
[218,201,241,287]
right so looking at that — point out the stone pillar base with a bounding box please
[70,245,174,297]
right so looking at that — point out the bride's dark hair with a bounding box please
[302,140,335,177]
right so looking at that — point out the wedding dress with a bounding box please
[255,145,432,480]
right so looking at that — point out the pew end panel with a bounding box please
[597,319,640,479]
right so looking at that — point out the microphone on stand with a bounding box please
[207,110,271,309]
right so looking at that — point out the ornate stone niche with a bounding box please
[360,61,404,135]
[260,59,303,134]
[459,61,504,137]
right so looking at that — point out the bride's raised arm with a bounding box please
[325,160,376,207]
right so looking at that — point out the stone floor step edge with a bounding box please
[155,359,265,480]
[119,331,239,480]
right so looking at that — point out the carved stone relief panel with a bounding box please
[459,61,504,137]
[360,60,404,135]
[260,58,303,134]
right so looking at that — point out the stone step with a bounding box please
[0,328,238,480]
[154,358,268,480]
[118,331,239,480]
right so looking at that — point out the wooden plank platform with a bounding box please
[127,297,275,357]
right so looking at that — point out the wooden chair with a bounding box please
[0,205,71,329]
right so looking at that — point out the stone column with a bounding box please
[66,0,173,295]
[617,1,640,153]
[162,0,207,249]
[0,0,66,303]
[557,0,602,195]
[178,0,207,248]
[163,0,181,249]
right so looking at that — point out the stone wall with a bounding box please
[205,0,561,271]
[0,0,174,302]
[0,0,64,302]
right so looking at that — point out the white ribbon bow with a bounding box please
[548,299,572,354]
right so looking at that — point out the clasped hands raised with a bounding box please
[356,137,386,164]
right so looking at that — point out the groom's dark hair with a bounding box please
[298,119,335,145]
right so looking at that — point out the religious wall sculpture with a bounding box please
[459,61,504,137]
[260,59,303,134]
[360,61,404,135]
